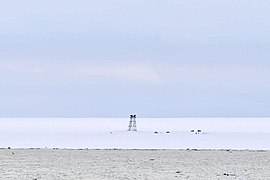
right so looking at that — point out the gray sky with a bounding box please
[1,0,270,117]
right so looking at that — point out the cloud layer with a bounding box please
[1,0,270,117]
[0,62,161,83]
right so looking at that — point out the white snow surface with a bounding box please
[0,118,270,150]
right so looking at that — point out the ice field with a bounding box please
[0,118,270,150]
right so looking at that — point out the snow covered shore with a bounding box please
[1,149,270,179]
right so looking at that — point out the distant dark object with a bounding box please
[166,131,170,133]
[128,114,137,131]
[191,130,195,132]
[176,171,181,173]
[197,130,202,132]
[154,131,158,134]
[223,173,236,176]
[149,158,155,161]
[12,152,14,155]
[7,147,11,149]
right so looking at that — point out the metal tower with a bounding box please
[128,114,137,131]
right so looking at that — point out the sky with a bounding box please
[1,0,270,117]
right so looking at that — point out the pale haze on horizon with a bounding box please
[1,0,270,117]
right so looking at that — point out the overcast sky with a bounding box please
[1,0,270,117]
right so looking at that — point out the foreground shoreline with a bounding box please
[1,149,270,179]
[1,147,270,152]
